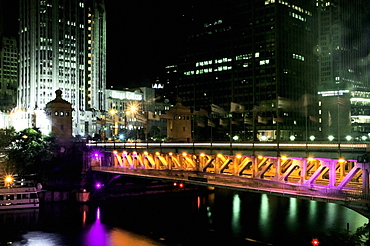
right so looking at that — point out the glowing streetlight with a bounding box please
[328,135,334,141]
[109,108,117,136]
[345,135,352,141]
[290,135,295,141]
[125,102,140,140]
[309,135,315,141]
[5,175,13,188]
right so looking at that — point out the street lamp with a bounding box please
[109,108,117,137]
[5,175,13,188]
[126,102,140,140]
[345,135,352,141]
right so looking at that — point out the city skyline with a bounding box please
[1,1,185,88]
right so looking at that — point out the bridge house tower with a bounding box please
[165,98,192,142]
[45,89,73,138]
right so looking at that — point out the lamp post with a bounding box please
[109,108,117,138]
[126,103,139,140]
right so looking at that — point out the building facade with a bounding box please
[17,0,106,136]
[176,0,318,141]
[102,87,168,141]
[317,0,370,141]
[0,36,18,112]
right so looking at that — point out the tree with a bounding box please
[5,128,55,179]
[0,127,16,151]
[321,223,369,246]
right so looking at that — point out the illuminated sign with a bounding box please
[110,91,142,101]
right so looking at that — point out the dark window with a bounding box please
[6,195,14,200]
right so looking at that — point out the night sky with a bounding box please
[1,1,186,88]
[105,1,186,88]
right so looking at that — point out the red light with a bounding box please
[173,182,177,186]
[179,183,184,188]
[82,189,87,193]
[311,239,320,246]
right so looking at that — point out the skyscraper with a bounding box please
[0,37,18,112]
[17,0,106,136]
[176,0,318,141]
[317,0,370,141]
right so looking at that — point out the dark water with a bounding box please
[0,188,367,246]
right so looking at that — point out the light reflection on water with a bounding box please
[0,189,368,246]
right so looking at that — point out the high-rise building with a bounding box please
[17,0,106,136]
[317,0,370,141]
[0,37,18,112]
[176,0,318,141]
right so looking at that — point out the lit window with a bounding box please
[259,59,270,65]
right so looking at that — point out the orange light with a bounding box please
[123,151,127,156]
[200,153,205,157]
[113,150,118,154]
[5,176,13,183]
[155,152,160,156]
[338,158,346,163]
[144,151,148,155]
[281,156,287,160]
[169,152,173,156]
[236,154,242,159]
[258,155,263,159]
[217,154,222,158]
[307,157,314,161]
[182,152,187,156]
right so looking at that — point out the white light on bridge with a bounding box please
[346,135,352,141]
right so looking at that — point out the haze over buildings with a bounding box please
[1,0,370,143]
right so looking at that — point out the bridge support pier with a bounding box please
[300,159,307,184]
[362,165,369,195]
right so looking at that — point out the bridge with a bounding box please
[86,141,370,217]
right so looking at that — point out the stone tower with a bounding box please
[45,90,73,138]
[165,98,192,142]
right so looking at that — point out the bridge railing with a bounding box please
[87,141,368,159]
[93,165,370,205]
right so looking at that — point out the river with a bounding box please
[0,188,368,246]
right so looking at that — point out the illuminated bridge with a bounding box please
[86,142,370,217]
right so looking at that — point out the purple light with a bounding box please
[93,152,100,159]
[95,182,102,189]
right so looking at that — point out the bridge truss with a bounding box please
[87,142,370,217]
